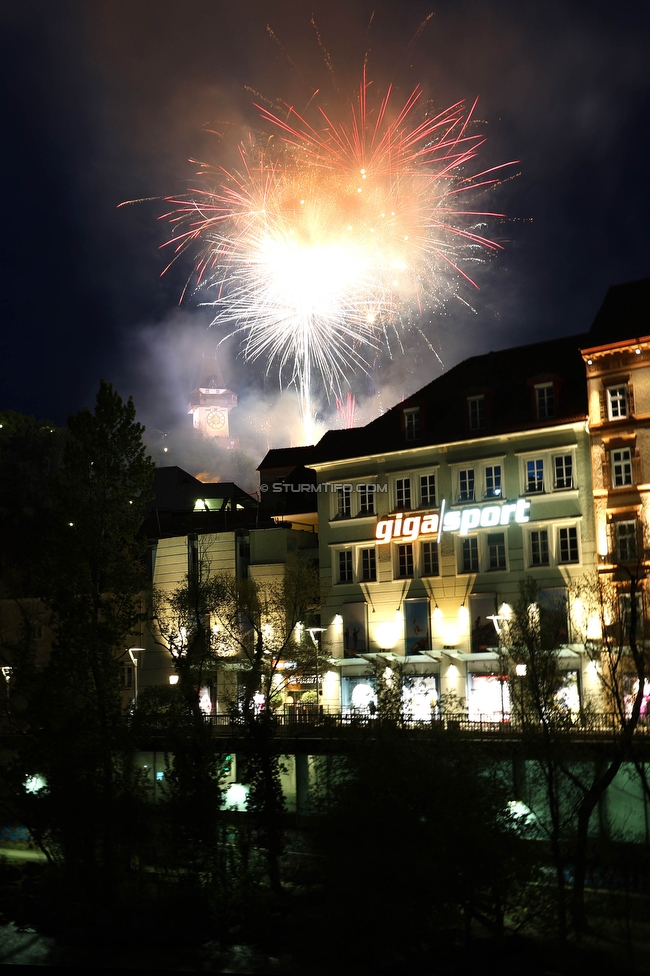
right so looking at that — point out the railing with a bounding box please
[130,709,650,738]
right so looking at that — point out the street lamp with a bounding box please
[127,647,145,704]
[308,627,326,710]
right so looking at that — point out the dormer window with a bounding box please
[535,383,555,420]
[404,407,421,441]
[468,395,486,431]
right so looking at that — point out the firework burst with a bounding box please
[161,70,515,443]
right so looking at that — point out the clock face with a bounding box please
[206,408,226,430]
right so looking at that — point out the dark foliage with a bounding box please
[310,725,532,968]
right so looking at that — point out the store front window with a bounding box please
[342,675,377,715]
[402,675,439,721]
[556,670,580,716]
[623,675,650,719]
[198,682,216,715]
[468,673,510,721]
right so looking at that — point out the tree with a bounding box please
[0,411,65,717]
[310,725,531,969]
[151,551,327,892]
[503,565,650,936]
[500,577,580,939]
[0,410,65,596]
[145,549,231,890]
[12,382,154,902]
[569,558,650,932]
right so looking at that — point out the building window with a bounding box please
[404,408,421,440]
[461,537,479,573]
[338,551,353,583]
[484,464,502,498]
[452,459,504,503]
[358,484,375,515]
[470,593,498,652]
[121,665,134,690]
[557,527,579,564]
[526,459,544,493]
[619,592,644,641]
[468,395,486,430]
[554,454,573,490]
[530,529,550,566]
[615,521,638,562]
[611,448,633,487]
[535,383,555,420]
[336,486,352,518]
[522,451,575,495]
[458,468,475,502]
[487,532,506,570]
[396,543,414,578]
[539,588,569,645]
[396,478,412,509]
[420,473,436,508]
[422,540,439,576]
[607,385,628,420]
[360,547,377,581]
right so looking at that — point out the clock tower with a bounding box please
[187,355,237,441]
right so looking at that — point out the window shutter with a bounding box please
[627,384,635,417]
[599,390,607,423]
[601,450,611,489]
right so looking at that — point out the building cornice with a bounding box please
[310,421,588,475]
[582,336,650,358]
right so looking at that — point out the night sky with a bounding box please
[1,0,648,451]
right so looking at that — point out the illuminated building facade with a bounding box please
[141,465,318,695]
[582,281,650,566]
[309,332,601,719]
[581,281,650,713]
[137,464,319,807]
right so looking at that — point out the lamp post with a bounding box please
[487,614,510,723]
[127,647,145,705]
[308,627,326,712]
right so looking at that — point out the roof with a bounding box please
[585,278,650,348]
[145,466,257,515]
[311,332,589,464]
[258,446,317,471]
[252,279,649,470]
[143,466,271,540]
